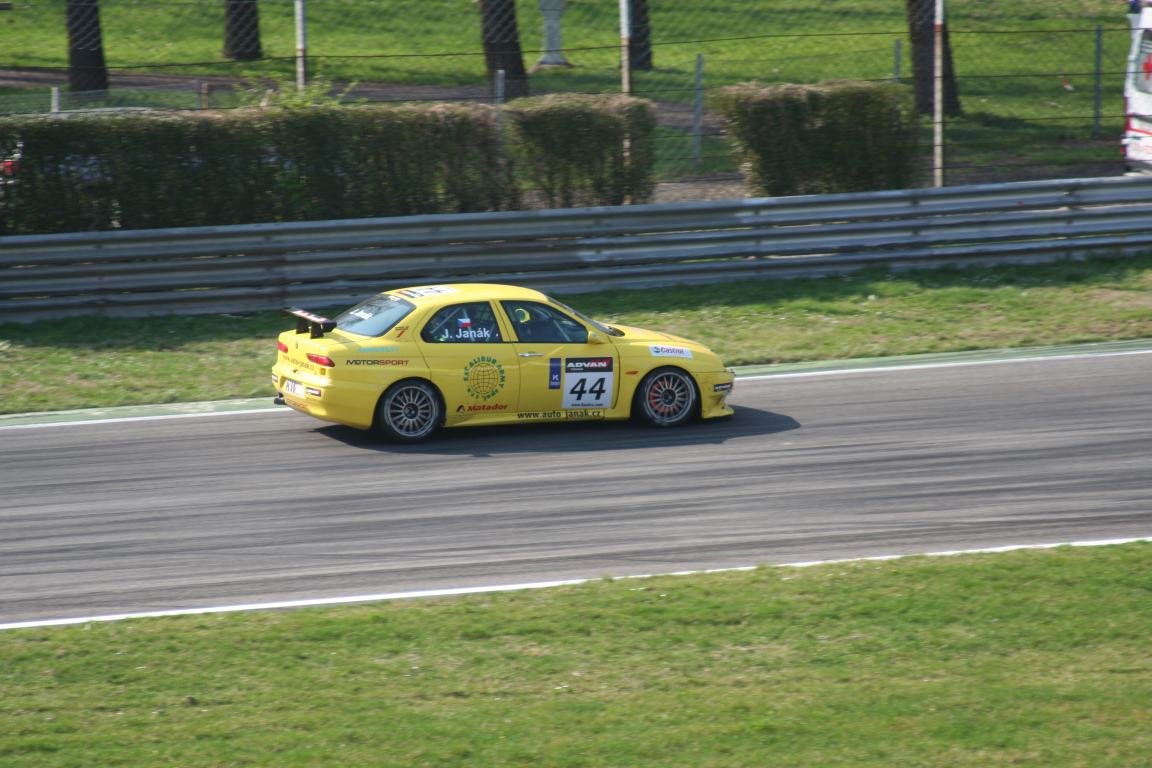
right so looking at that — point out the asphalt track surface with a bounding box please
[3,348,1150,626]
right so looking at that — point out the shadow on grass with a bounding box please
[312,404,798,456]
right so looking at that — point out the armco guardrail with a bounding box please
[2,175,1152,322]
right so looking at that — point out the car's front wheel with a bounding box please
[377,380,442,442]
[634,367,698,427]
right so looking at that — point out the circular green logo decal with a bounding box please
[464,356,506,401]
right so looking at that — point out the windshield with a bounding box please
[335,294,415,337]
[549,297,624,337]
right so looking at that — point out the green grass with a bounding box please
[652,125,737,178]
[2,0,1124,83]
[4,253,1151,415]
[2,543,1150,767]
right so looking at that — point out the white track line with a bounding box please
[0,408,286,430]
[3,536,1149,631]
[738,346,1152,381]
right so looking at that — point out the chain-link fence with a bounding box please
[0,0,1134,186]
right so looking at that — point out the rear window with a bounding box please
[335,295,415,337]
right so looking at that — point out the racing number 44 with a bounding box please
[562,357,615,409]
[567,375,608,405]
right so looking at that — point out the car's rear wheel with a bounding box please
[377,380,442,442]
[634,367,698,427]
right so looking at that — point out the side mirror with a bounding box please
[587,330,606,345]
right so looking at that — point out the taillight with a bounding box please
[276,340,289,353]
[307,353,336,367]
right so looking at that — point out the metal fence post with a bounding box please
[692,54,704,173]
[1093,24,1103,139]
[932,0,945,188]
[294,0,308,91]
[619,0,632,95]
[495,69,506,153]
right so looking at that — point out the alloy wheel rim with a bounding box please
[388,386,436,436]
[645,373,692,423]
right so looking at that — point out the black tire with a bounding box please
[634,367,698,428]
[376,380,442,442]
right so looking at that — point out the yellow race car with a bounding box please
[272,283,734,442]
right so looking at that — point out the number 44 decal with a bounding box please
[562,358,615,408]
[568,375,608,403]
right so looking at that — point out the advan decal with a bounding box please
[562,357,614,409]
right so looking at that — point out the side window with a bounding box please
[420,302,502,343]
[503,301,588,343]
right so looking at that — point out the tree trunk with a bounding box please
[629,0,653,71]
[905,0,962,116]
[478,0,529,100]
[67,0,109,92]
[224,0,263,61]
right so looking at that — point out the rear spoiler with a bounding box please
[285,308,337,338]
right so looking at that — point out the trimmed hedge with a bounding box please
[0,96,655,235]
[712,81,920,197]
[504,93,656,208]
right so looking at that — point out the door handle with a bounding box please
[518,352,544,358]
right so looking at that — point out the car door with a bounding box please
[500,300,619,418]
[418,300,520,422]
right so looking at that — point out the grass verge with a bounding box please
[2,543,1150,767]
[4,253,1152,415]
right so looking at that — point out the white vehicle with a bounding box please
[1124,1,1152,173]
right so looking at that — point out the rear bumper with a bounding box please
[271,368,378,430]
[1123,133,1152,174]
